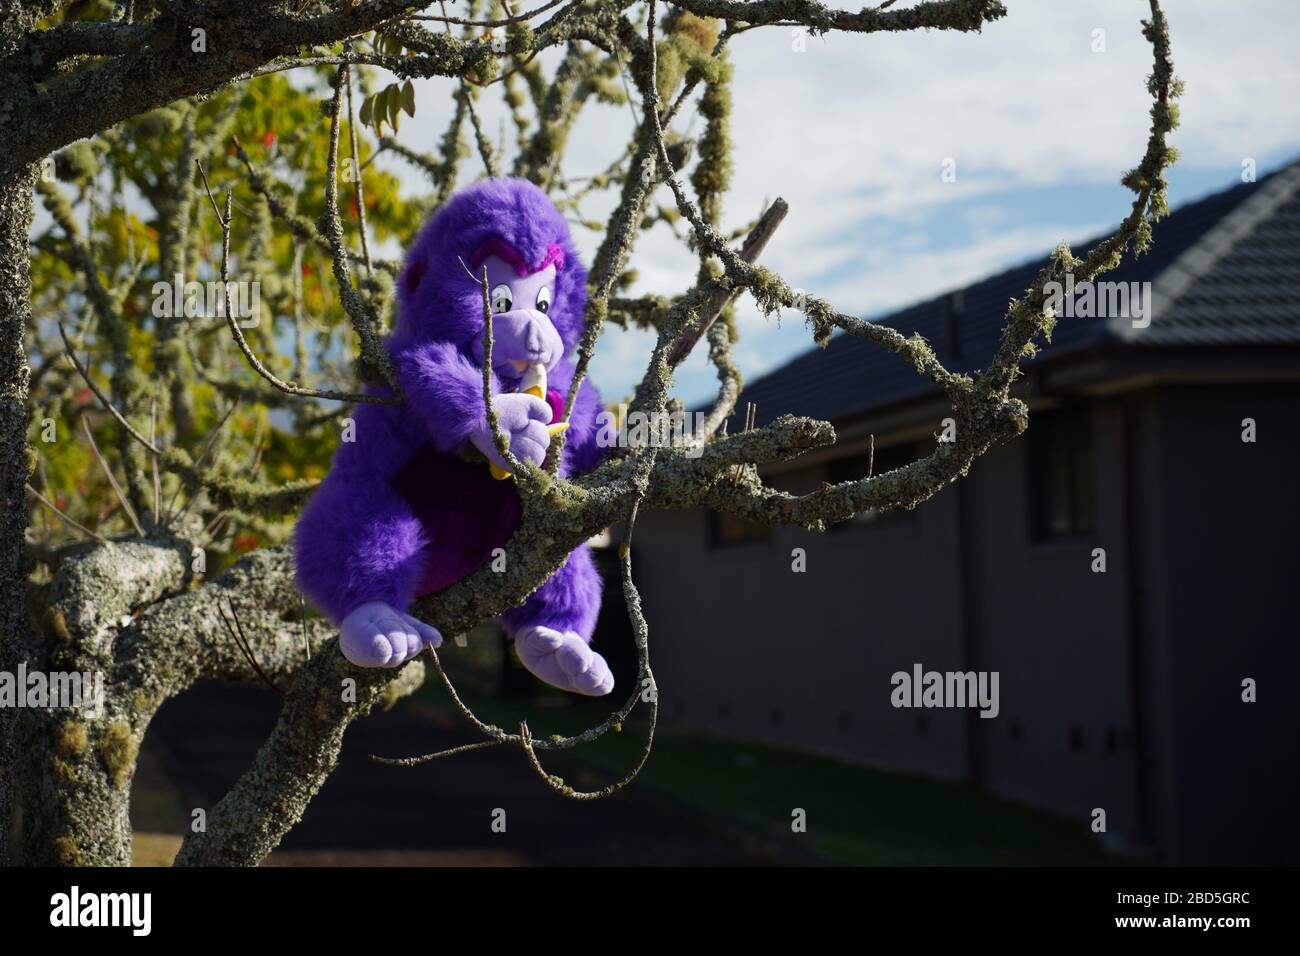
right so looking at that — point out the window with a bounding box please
[1027,406,1094,540]
[827,441,917,530]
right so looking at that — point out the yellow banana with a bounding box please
[489,362,569,479]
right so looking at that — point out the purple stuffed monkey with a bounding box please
[294,178,613,696]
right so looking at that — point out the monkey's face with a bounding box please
[394,179,587,363]
[468,254,565,384]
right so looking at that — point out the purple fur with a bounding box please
[391,177,588,354]
[500,542,602,640]
[294,178,606,670]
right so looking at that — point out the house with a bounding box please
[630,161,1300,864]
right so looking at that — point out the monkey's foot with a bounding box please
[515,626,614,696]
[339,601,442,668]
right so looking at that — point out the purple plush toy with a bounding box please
[294,178,613,696]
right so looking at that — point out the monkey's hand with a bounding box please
[468,392,553,472]
[339,601,442,668]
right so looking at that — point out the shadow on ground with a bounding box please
[136,680,799,866]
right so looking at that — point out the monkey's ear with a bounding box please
[403,259,427,298]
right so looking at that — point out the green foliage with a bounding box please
[27,69,421,567]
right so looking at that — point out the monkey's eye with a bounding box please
[490,284,513,313]
[536,287,552,314]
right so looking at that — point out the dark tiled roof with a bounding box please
[730,160,1300,427]
[1127,169,1300,346]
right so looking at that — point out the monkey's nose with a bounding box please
[524,320,545,355]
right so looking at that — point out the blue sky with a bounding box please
[375,0,1300,405]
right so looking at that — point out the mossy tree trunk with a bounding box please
[0,163,37,867]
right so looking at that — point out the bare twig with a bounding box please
[56,320,159,455]
[403,0,567,28]
[300,593,311,662]
[372,738,505,766]
[229,136,398,275]
[25,484,109,545]
[149,396,161,527]
[668,197,787,369]
[437,1,499,179]
[462,86,499,178]
[164,398,242,524]
[343,61,374,274]
[80,415,145,537]
[194,159,399,406]
[470,261,525,475]
[218,600,284,696]
[324,66,403,396]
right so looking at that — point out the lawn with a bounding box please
[421,680,1121,867]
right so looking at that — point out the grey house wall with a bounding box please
[1148,384,1300,865]
[639,404,1146,840]
[636,382,1298,861]
[961,398,1142,843]
[637,468,971,783]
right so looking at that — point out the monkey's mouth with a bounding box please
[503,359,530,375]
